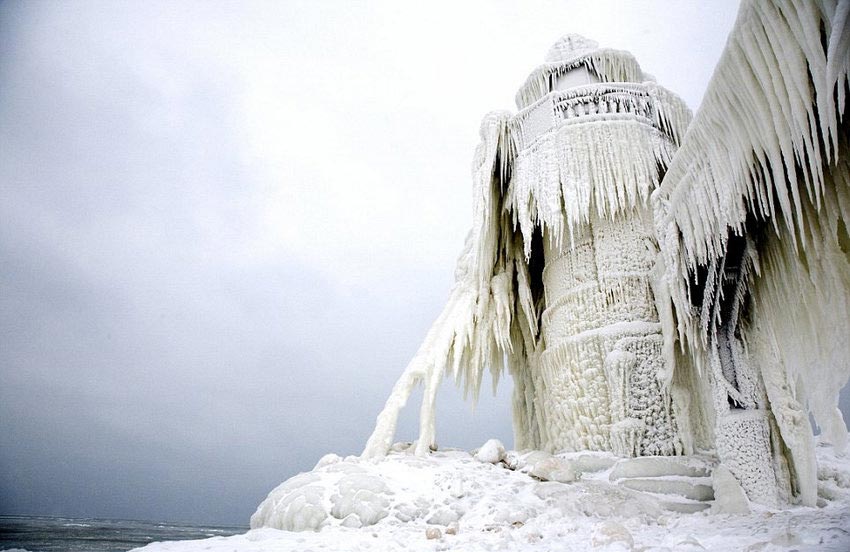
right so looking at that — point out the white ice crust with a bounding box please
[136,444,850,551]
[362,0,850,515]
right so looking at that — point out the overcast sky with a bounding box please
[2,0,844,527]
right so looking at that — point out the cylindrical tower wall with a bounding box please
[506,36,692,456]
[537,206,681,456]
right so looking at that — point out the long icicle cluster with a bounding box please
[653,0,850,349]
[362,112,530,458]
[508,83,689,259]
[652,0,850,504]
[508,118,678,258]
[515,49,646,110]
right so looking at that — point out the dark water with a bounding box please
[0,516,247,552]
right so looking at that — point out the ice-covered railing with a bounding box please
[652,0,850,504]
[511,83,690,152]
[508,82,691,258]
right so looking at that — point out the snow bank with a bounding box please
[252,446,663,534]
[135,444,850,552]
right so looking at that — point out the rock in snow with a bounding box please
[590,520,633,549]
[711,464,751,515]
[528,456,577,483]
[474,439,506,464]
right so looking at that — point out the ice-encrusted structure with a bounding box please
[236,3,850,545]
[362,0,849,510]
[363,35,692,462]
[361,0,850,507]
[650,0,850,507]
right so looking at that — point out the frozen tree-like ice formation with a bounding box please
[363,0,849,511]
[653,0,850,506]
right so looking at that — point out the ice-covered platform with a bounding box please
[135,442,850,551]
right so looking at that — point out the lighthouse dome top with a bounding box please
[544,34,600,64]
[515,35,646,109]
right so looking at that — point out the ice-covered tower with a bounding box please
[363,35,693,461]
[506,36,691,456]
[363,3,848,512]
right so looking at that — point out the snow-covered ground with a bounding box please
[135,442,850,551]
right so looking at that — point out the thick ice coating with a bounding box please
[363,0,849,511]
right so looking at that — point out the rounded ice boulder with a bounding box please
[474,439,506,464]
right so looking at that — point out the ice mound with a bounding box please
[138,444,850,551]
[249,472,328,531]
[474,438,506,464]
[251,456,393,531]
[251,445,664,534]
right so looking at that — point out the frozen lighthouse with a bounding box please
[505,35,689,458]
[246,1,850,538]
[362,11,849,511]
[362,34,693,461]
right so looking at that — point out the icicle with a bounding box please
[507,118,679,258]
[363,111,520,458]
[515,48,646,110]
[654,0,850,351]
[652,0,849,505]
[747,161,850,460]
